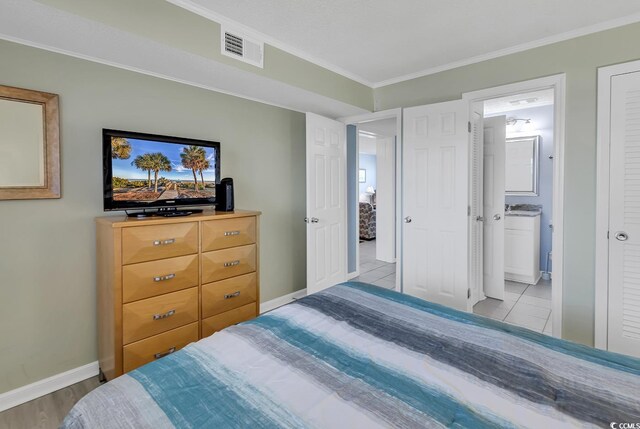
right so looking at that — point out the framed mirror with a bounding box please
[0,84,60,200]
[505,135,539,196]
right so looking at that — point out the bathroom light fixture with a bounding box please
[506,117,531,126]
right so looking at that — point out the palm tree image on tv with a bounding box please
[111,138,217,202]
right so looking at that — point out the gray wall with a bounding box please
[375,21,640,346]
[0,40,306,394]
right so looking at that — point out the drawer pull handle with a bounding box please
[224,231,240,236]
[152,309,175,320]
[224,260,240,267]
[153,273,176,282]
[224,291,241,299]
[153,238,176,246]
[154,347,176,359]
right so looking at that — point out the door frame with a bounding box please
[462,74,566,338]
[339,108,403,292]
[595,59,640,350]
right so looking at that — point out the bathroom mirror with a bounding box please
[505,135,539,196]
[0,84,60,200]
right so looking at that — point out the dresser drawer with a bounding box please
[123,287,198,344]
[201,303,256,337]
[202,273,257,319]
[123,322,198,372]
[202,217,256,252]
[123,255,198,303]
[122,222,198,265]
[202,244,256,283]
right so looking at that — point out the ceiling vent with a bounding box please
[221,27,264,68]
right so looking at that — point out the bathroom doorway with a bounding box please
[463,76,565,337]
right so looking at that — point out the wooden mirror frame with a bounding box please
[0,84,60,200]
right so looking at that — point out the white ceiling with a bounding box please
[172,0,640,86]
[484,89,554,115]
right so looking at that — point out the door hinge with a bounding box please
[467,288,471,299]
[607,230,610,239]
[468,121,471,133]
[467,205,471,216]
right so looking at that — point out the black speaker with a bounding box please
[215,178,234,211]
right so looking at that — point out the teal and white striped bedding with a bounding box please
[63,282,640,428]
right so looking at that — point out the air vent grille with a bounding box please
[224,32,243,57]
[221,27,264,68]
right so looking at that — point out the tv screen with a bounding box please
[103,129,220,212]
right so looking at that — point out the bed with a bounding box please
[63,282,640,428]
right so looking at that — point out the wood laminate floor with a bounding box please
[0,376,100,429]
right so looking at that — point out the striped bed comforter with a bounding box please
[63,282,640,428]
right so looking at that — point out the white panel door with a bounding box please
[376,137,396,263]
[469,106,484,305]
[306,113,347,295]
[483,116,506,300]
[402,100,470,311]
[608,71,640,358]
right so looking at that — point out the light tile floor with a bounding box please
[352,240,396,289]
[473,279,553,335]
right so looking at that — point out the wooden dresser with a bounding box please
[96,210,261,381]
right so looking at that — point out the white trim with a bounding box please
[166,0,374,87]
[260,289,307,314]
[341,109,403,293]
[0,361,98,412]
[463,74,566,338]
[373,14,640,88]
[594,59,640,350]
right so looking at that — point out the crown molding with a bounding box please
[165,0,374,88]
[371,12,640,88]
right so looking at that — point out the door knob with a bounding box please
[615,231,629,241]
[493,214,501,221]
[404,216,412,223]
[304,217,319,223]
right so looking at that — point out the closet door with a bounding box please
[608,70,640,358]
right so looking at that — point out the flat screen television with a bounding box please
[102,129,220,214]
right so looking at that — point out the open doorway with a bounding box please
[470,88,558,336]
[342,110,401,291]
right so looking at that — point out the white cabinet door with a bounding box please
[608,71,640,358]
[306,113,346,294]
[402,100,470,311]
[482,116,506,300]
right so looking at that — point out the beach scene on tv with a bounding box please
[110,137,218,202]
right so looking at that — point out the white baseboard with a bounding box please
[260,288,307,314]
[0,361,99,412]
